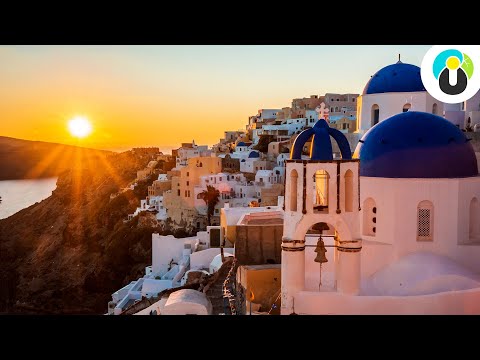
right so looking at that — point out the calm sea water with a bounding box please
[0,178,58,219]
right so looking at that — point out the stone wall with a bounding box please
[261,184,284,206]
[234,224,283,265]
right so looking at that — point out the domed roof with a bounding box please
[363,62,425,95]
[354,111,478,178]
[290,119,352,160]
[248,151,260,158]
[236,142,246,147]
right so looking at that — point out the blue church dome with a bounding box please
[237,142,246,147]
[248,151,260,158]
[290,119,352,160]
[363,62,425,95]
[354,112,478,178]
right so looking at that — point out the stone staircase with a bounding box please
[205,257,235,315]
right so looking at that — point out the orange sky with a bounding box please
[0,45,430,152]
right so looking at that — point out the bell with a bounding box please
[314,238,328,263]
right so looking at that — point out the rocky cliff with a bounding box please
[0,148,163,314]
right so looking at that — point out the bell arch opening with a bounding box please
[313,170,330,214]
[304,222,338,292]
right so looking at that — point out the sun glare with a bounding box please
[68,116,92,139]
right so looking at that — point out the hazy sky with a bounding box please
[0,45,431,151]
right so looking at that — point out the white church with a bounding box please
[357,58,480,133]
[281,60,480,315]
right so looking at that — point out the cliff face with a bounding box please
[0,149,160,314]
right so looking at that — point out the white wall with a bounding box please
[240,159,255,173]
[141,279,173,297]
[360,176,480,273]
[262,123,303,135]
[444,111,465,128]
[152,234,196,275]
[259,109,280,120]
[190,247,234,270]
[358,92,444,133]
[291,288,480,314]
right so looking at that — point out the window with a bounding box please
[353,98,355,102]
[417,200,433,241]
[469,198,480,243]
[177,189,180,196]
[403,103,411,112]
[186,181,189,186]
[188,190,191,197]
[187,172,189,177]
[313,170,329,213]
[185,190,188,197]
[432,103,438,115]
[371,104,380,126]
[363,198,376,236]
[344,170,353,212]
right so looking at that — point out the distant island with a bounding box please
[0,136,111,181]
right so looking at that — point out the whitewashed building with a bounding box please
[357,60,445,134]
[280,64,480,315]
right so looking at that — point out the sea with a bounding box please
[0,178,58,220]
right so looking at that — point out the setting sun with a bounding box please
[68,116,92,139]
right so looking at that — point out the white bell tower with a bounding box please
[281,119,362,314]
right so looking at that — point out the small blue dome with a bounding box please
[354,111,478,178]
[248,151,260,158]
[237,142,246,147]
[290,119,352,160]
[363,62,425,95]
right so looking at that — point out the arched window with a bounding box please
[432,103,438,115]
[363,198,376,236]
[403,103,411,112]
[469,198,480,243]
[313,170,329,213]
[344,170,353,212]
[371,104,380,126]
[417,200,434,241]
[290,169,298,211]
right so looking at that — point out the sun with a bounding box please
[68,116,92,139]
